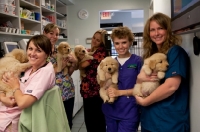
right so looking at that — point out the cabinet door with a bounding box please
[56,0,67,39]
[188,6,200,26]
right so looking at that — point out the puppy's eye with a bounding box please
[160,60,162,63]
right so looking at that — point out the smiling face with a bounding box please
[43,27,59,46]
[91,33,102,50]
[27,41,48,71]
[113,37,131,58]
[150,20,167,50]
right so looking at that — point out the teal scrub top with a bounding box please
[140,45,190,132]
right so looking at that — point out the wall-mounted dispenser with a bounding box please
[193,35,200,56]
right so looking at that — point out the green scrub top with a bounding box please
[140,45,190,132]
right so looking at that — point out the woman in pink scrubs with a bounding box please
[0,35,55,132]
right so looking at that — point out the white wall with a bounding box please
[67,0,150,48]
[181,32,200,132]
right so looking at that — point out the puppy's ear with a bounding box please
[57,44,63,54]
[74,48,78,57]
[100,60,104,69]
[149,60,156,70]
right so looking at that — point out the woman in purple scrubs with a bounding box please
[102,26,143,132]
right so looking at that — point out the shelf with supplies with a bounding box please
[0,0,71,38]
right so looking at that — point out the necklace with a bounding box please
[31,62,48,74]
[20,62,48,83]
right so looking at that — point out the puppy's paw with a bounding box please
[82,74,86,77]
[112,78,118,84]
[157,72,165,79]
[108,97,115,104]
[103,96,109,103]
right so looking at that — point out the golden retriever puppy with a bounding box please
[73,45,93,80]
[55,42,72,75]
[0,49,31,96]
[133,53,169,97]
[97,57,119,103]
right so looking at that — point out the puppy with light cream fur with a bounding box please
[133,53,169,97]
[73,45,93,80]
[97,57,119,103]
[54,41,72,75]
[0,49,31,97]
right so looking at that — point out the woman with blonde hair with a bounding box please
[135,13,190,132]
[79,29,108,132]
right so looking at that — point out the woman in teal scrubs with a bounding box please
[135,13,190,132]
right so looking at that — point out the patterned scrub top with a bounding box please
[48,56,75,101]
[80,45,108,98]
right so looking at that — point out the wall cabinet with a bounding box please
[0,0,73,40]
[149,0,171,18]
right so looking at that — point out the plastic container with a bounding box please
[0,27,8,32]
[34,12,40,21]
[0,4,7,13]
[7,5,16,15]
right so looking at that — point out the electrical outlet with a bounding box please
[75,38,79,44]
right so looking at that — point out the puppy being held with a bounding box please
[0,49,31,97]
[54,42,73,75]
[73,45,93,80]
[97,57,119,103]
[133,53,169,97]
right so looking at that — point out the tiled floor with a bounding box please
[71,107,86,132]
[71,107,141,132]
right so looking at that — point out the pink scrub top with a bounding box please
[0,62,55,132]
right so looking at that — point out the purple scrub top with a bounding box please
[102,54,142,120]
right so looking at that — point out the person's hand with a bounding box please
[1,96,17,107]
[61,57,70,68]
[137,70,158,82]
[2,72,20,90]
[67,54,78,63]
[107,87,119,98]
[135,95,149,106]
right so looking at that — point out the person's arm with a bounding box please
[2,73,37,109]
[135,75,181,106]
[0,91,16,107]
[107,87,134,97]
[12,89,37,109]
[79,61,90,69]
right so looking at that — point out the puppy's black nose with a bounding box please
[108,68,111,71]
[82,50,85,53]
